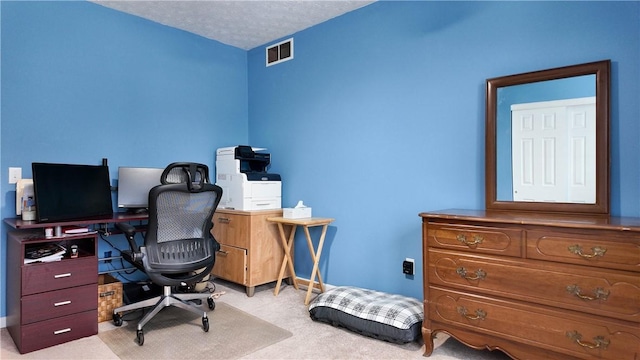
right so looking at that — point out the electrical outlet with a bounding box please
[402,258,415,275]
[9,167,22,184]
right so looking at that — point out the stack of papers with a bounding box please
[25,243,67,264]
[63,225,90,234]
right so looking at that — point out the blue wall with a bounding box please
[1,1,248,318]
[1,1,639,319]
[248,1,640,298]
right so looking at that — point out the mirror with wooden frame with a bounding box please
[485,60,610,215]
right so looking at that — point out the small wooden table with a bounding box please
[267,216,335,305]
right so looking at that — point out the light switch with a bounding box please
[9,167,22,184]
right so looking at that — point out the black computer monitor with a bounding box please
[32,162,114,223]
[117,167,164,212]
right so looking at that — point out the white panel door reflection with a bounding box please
[511,97,596,203]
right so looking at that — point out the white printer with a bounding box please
[215,146,282,210]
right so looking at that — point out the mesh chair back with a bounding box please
[142,163,222,285]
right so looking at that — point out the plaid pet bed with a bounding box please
[309,286,423,343]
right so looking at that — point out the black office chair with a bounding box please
[112,163,222,346]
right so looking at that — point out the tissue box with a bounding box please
[283,206,312,219]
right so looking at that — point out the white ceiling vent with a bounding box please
[266,38,293,67]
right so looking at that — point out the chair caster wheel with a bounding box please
[136,329,144,346]
[113,313,123,327]
[207,297,215,310]
[202,316,209,332]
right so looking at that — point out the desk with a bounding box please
[4,212,148,230]
[3,213,148,354]
[267,216,334,305]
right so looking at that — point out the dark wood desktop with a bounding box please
[5,211,148,230]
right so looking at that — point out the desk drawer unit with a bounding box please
[421,210,640,360]
[210,209,284,297]
[6,231,99,354]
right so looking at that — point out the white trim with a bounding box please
[511,96,595,111]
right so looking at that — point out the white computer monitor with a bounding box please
[117,167,164,212]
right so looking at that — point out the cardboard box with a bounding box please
[98,274,123,322]
[283,206,312,219]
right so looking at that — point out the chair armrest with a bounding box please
[115,222,135,235]
[115,223,143,262]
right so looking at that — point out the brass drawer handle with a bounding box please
[457,306,487,320]
[566,285,610,301]
[568,245,607,259]
[217,217,231,224]
[566,330,610,350]
[216,250,228,256]
[456,234,484,247]
[456,267,486,281]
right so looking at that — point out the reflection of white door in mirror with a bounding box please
[511,96,595,203]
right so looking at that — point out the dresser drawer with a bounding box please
[22,256,97,295]
[428,287,640,360]
[526,230,640,272]
[428,249,640,322]
[426,222,523,257]
[212,244,247,285]
[18,310,98,354]
[21,284,97,324]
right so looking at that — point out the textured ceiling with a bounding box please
[91,1,375,50]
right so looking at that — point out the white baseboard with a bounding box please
[1,316,6,328]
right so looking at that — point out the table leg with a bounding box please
[274,223,298,296]
[304,224,329,305]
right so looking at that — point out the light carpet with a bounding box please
[98,302,292,360]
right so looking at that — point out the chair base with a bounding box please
[113,285,212,331]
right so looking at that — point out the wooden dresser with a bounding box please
[6,230,98,354]
[420,209,640,360]
[211,208,287,296]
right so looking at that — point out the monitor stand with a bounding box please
[127,208,148,215]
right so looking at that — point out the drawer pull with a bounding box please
[54,273,72,279]
[568,245,607,259]
[53,328,72,335]
[456,234,484,247]
[54,300,72,307]
[216,250,228,256]
[218,217,231,224]
[457,306,487,320]
[566,330,610,350]
[566,285,610,301]
[456,267,486,281]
